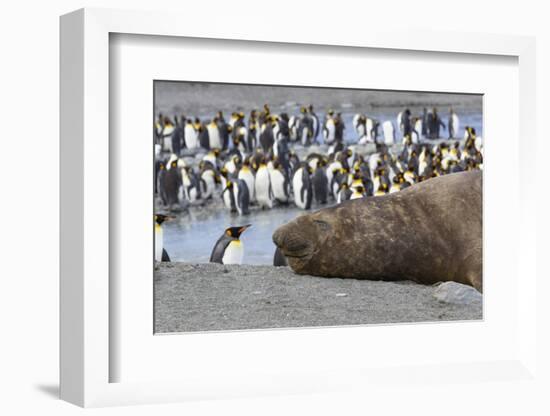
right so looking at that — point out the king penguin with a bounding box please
[255,161,274,209]
[292,163,313,210]
[210,224,252,265]
[155,214,172,262]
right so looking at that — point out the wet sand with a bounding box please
[154,263,482,333]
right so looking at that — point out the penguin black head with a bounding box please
[159,161,166,170]
[170,160,178,169]
[155,214,172,225]
[225,224,252,239]
[328,109,334,116]
[300,106,307,114]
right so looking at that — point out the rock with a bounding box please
[433,282,482,305]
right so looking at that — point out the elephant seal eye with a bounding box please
[313,220,331,232]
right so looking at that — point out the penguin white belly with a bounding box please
[255,167,273,209]
[365,118,374,142]
[301,127,309,145]
[155,224,163,262]
[475,136,483,152]
[162,126,174,152]
[292,168,308,209]
[207,124,222,149]
[222,240,244,265]
[451,114,460,138]
[414,120,423,142]
[238,169,255,202]
[390,184,400,194]
[270,169,288,202]
[223,187,234,211]
[396,112,403,133]
[382,121,395,144]
[225,159,237,174]
[185,126,199,149]
[325,120,336,143]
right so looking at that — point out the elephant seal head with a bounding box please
[272,210,336,274]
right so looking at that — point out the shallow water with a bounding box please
[161,107,483,265]
[163,203,319,265]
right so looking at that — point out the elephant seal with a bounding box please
[272,171,482,291]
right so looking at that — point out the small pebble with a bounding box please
[335,293,348,297]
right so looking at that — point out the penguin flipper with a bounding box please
[161,248,171,262]
[210,237,230,264]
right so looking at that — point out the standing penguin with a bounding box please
[323,110,336,144]
[221,180,237,213]
[255,161,274,209]
[448,108,460,139]
[259,120,275,152]
[270,160,290,204]
[309,104,320,140]
[161,117,175,153]
[184,118,200,149]
[207,118,222,149]
[235,179,251,216]
[292,163,313,210]
[210,224,252,265]
[312,160,329,204]
[154,214,172,262]
[237,160,255,202]
[180,166,202,203]
[382,121,395,145]
[160,159,182,209]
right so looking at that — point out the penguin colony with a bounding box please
[154,104,483,264]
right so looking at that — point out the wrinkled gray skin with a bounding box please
[273,171,482,292]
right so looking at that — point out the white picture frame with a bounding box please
[60,8,538,408]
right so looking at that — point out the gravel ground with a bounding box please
[154,263,482,333]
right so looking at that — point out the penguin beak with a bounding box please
[238,224,252,234]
